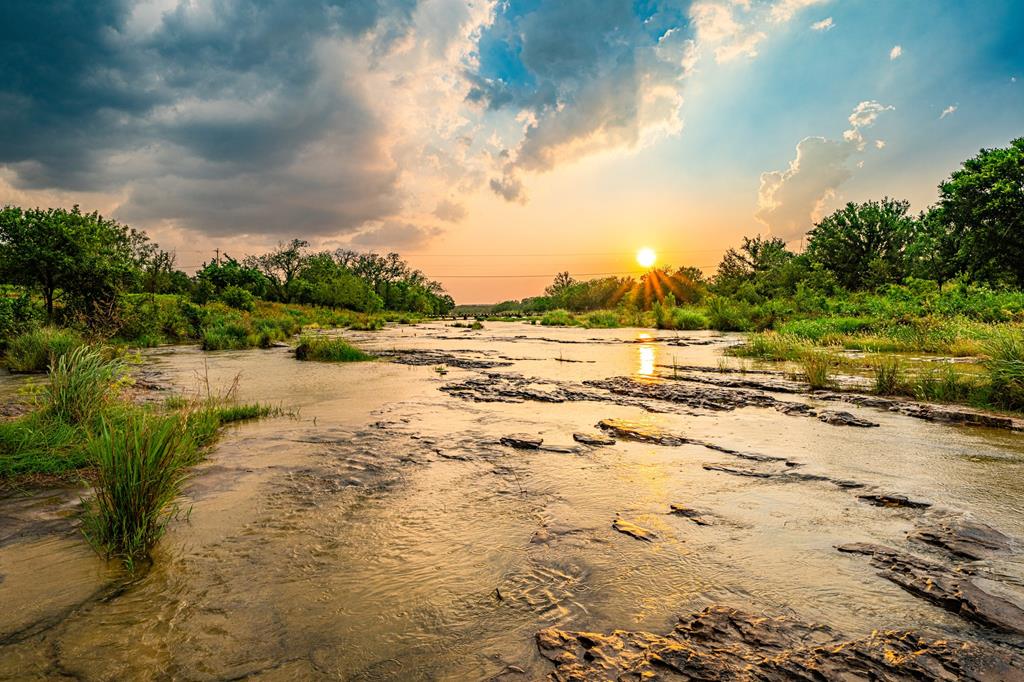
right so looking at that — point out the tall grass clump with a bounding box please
[983,332,1024,410]
[581,310,620,328]
[4,327,83,372]
[798,351,835,390]
[705,297,753,332]
[872,357,908,395]
[913,364,978,404]
[81,413,195,567]
[295,335,373,362]
[730,332,810,361]
[671,308,709,330]
[43,346,125,425]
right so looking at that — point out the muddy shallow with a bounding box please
[1,322,1023,680]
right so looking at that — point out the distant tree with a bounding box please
[246,239,310,302]
[905,206,962,290]
[0,205,146,321]
[196,256,267,297]
[545,271,577,299]
[805,198,915,290]
[937,137,1024,287]
[713,235,794,298]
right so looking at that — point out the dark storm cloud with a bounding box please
[0,0,417,237]
[467,0,693,201]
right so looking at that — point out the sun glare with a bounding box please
[636,247,657,268]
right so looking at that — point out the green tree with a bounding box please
[937,137,1024,287]
[246,239,310,303]
[805,198,915,290]
[0,205,146,321]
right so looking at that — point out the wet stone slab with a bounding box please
[536,605,1024,681]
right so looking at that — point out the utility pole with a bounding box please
[215,248,221,266]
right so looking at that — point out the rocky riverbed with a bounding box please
[1,322,1022,679]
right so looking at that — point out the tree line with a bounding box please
[498,137,1024,313]
[0,211,455,328]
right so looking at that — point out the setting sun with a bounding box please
[636,247,657,268]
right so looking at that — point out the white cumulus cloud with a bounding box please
[810,17,833,31]
[756,100,893,241]
[889,44,902,60]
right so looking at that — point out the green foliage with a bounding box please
[670,308,709,330]
[797,352,834,390]
[913,364,977,403]
[581,310,621,328]
[938,138,1024,287]
[0,205,148,321]
[294,335,373,362]
[43,346,125,425]
[872,357,908,395]
[983,332,1024,410]
[219,285,256,311]
[540,309,577,326]
[705,297,755,331]
[805,198,916,290]
[730,332,810,361]
[81,413,194,567]
[4,326,83,372]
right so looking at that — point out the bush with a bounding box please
[671,308,709,330]
[581,310,620,328]
[81,413,195,567]
[540,309,577,326]
[705,297,753,331]
[294,335,372,362]
[219,286,255,311]
[4,327,83,372]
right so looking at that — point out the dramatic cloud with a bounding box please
[890,45,903,60]
[0,0,476,248]
[690,2,766,63]
[940,104,958,119]
[756,100,892,241]
[811,17,834,31]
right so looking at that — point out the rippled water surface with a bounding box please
[2,322,1023,679]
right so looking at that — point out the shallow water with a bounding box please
[1,322,1023,679]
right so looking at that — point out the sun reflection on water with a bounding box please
[638,344,655,377]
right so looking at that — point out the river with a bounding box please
[1,322,1023,679]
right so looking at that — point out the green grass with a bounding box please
[540,309,577,326]
[581,310,621,328]
[81,412,195,568]
[797,352,835,390]
[4,326,83,372]
[983,332,1024,410]
[872,357,908,395]
[44,346,126,424]
[294,335,373,362]
[730,332,811,361]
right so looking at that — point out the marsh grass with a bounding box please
[983,332,1024,410]
[81,413,194,567]
[797,351,835,390]
[540,309,577,326]
[872,357,909,395]
[4,327,83,372]
[43,346,126,425]
[730,332,811,361]
[295,335,373,362]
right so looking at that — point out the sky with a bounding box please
[1,0,1022,303]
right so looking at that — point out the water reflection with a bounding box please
[638,344,655,376]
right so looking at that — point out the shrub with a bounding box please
[540,309,576,326]
[219,286,256,311]
[581,310,620,328]
[4,327,83,372]
[81,413,195,567]
[671,308,708,330]
[294,335,373,362]
[705,297,753,331]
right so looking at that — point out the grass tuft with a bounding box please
[4,327,83,372]
[295,335,373,362]
[983,332,1024,410]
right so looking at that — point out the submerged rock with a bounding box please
[668,504,714,526]
[500,434,543,450]
[377,348,513,369]
[858,493,932,509]
[612,517,657,542]
[702,463,773,478]
[571,432,616,446]
[910,517,1014,560]
[596,419,688,446]
[816,410,879,427]
[837,543,1024,635]
[536,605,1024,681]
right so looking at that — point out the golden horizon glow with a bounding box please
[636,247,657,268]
